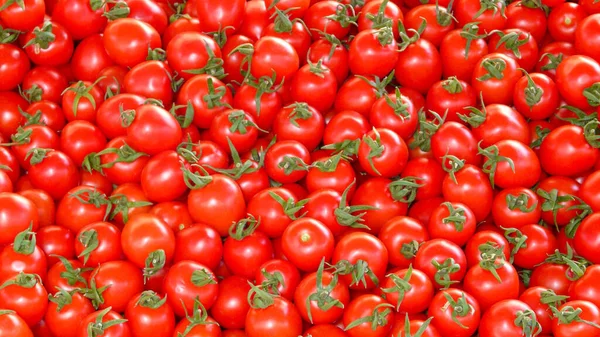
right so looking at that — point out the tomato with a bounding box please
[224,217,274,279]
[393,317,441,337]
[425,77,477,124]
[163,260,218,317]
[358,128,409,178]
[45,257,90,294]
[36,226,74,266]
[208,109,261,155]
[537,176,582,227]
[22,66,69,105]
[45,291,94,337]
[210,276,251,330]
[463,257,520,311]
[0,224,47,282]
[510,224,558,269]
[0,92,28,139]
[103,18,161,68]
[431,121,481,167]
[479,300,541,337]
[454,0,507,32]
[162,17,202,49]
[0,0,44,31]
[552,300,600,337]
[442,164,494,222]
[126,0,168,34]
[440,25,489,81]
[140,150,189,202]
[0,193,39,246]
[173,223,222,270]
[382,265,434,314]
[74,221,122,267]
[370,89,419,140]
[378,216,429,268]
[574,212,600,264]
[506,1,547,43]
[0,44,31,92]
[428,202,477,247]
[121,213,175,274]
[488,28,539,72]
[250,36,300,85]
[52,0,107,40]
[414,239,467,289]
[273,103,325,151]
[60,121,107,166]
[539,125,599,177]
[0,310,34,337]
[294,263,350,324]
[281,218,335,272]
[123,60,174,107]
[187,174,246,236]
[177,74,233,129]
[125,291,175,337]
[88,260,144,313]
[472,53,522,105]
[264,140,311,184]
[237,0,269,41]
[61,80,105,123]
[428,288,481,337]
[23,21,74,67]
[395,37,442,94]
[513,72,560,120]
[77,308,131,337]
[246,293,303,337]
[580,171,600,211]
[196,0,245,33]
[343,294,393,337]
[483,139,541,189]
[0,273,48,327]
[349,28,398,78]
[290,61,338,114]
[555,55,600,110]
[405,4,454,47]
[55,185,109,234]
[331,232,388,290]
[535,42,576,80]
[492,188,542,229]
[304,324,348,337]
[125,103,182,156]
[350,178,410,234]
[91,137,149,185]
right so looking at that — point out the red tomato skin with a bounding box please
[574,212,600,264]
[246,297,303,337]
[210,276,251,330]
[478,300,536,337]
[0,44,30,92]
[463,259,520,311]
[0,310,34,337]
[52,0,107,40]
[103,18,161,68]
[124,292,175,337]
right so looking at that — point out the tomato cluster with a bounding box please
[1,0,600,337]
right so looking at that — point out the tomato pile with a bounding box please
[2,0,600,336]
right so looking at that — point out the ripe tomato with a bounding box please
[331,232,388,290]
[88,260,144,313]
[125,291,176,337]
[0,193,39,246]
[45,291,94,337]
[414,239,467,289]
[0,273,48,327]
[103,18,161,68]
[463,258,520,311]
[428,202,477,247]
[187,174,246,237]
[210,276,251,330]
[0,310,34,337]
[428,289,481,337]
[382,265,434,314]
[479,300,541,337]
[281,218,335,272]
[125,104,182,156]
[539,125,599,177]
[574,212,600,264]
[358,128,409,178]
[246,292,303,337]
[378,216,429,268]
[250,36,300,85]
[77,308,131,337]
[0,44,31,92]
[442,164,494,222]
[343,294,394,337]
[173,223,223,270]
[163,260,219,317]
[552,300,600,337]
[555,55,600,109]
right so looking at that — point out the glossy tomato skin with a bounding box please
[0,0,45,32]
[414,239,467,289]
[45,292,94,337]
[294,269,350,324]
[126,104,182,156]
[0,273,48,327]
[568,265,600,310]
[0,44,31,92]
[124,291,175,337]
[479,300,538,337]
[395,38,443,94]
[224,228,274,279]
[251,36,300,85]
[210,276,251,330]
[440,28,489,82]
[77,309,131,337]
[552,300,600,337]
[103,18,161,68]
[574,212,600,264]
[492,188,542,229]
[378,216,429,268]
[442,164,494,222]
[332,232,388,290]
[463,258,520,311]
[539,125,599,177]
[281,218,335,272]
[187,174,246,237]
[0,310,34,337]
[428,288,481,337]
[246,297,303,337]
[0,237,47,283]
[0,193,39,246]
[91,260,144,313]
[36,225,73,266]
[163,260,219,317]
[121,213,175,269]
[52,0,107,40]
[343,294,393,337]
[351,178,409,235]
[173,223,222,270]
[555,55,600,109]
